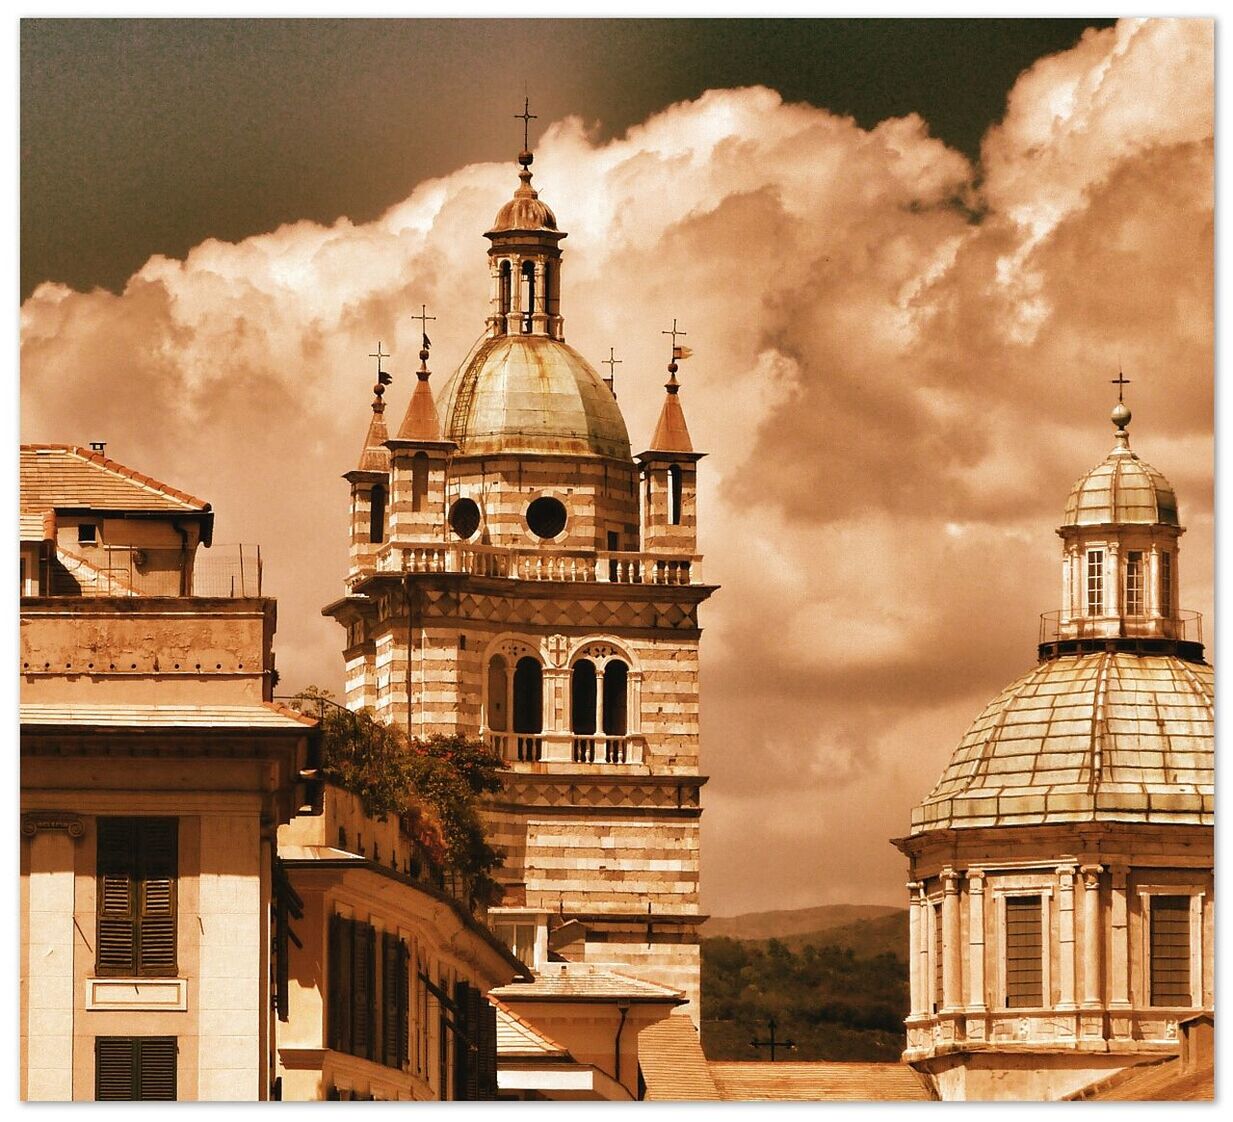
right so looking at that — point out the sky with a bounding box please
[19,17,1213,916]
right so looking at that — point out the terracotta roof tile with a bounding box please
[489,996,570,1058]
[637,1013,720,1100]
[20,444,210,513]
[1070,1056,1213,1101]
[708,1061,934,1101]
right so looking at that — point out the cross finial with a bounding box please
[369,341,389,374]
[368,341,391,397]
[662,318,688,377]
[515,96,538,153]
[1111,365,1131,403]
[603,348,622,377]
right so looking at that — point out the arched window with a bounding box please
[546,261,560,319]
[369,484,386,543]
[411,452,429,513]
[499,260,512,329]
[520,260,536,332]
[512,657,542,734]
[668,464,683,526]
[602,660,628,736]
[571,659,597,735]
[487,655,508,732]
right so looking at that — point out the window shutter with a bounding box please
[328,913,352,1054]
[353,921,375,1060]
[137,819,178,976]
[136,1037,177,1100]
[397,941,411,1069]
[1150,895,1192,1006]
[97,819,137,976]
[932,905,942,1012]
[478,993,497,1100]
[95,1037,135,1100]
[382,933,399,1068]
[1005,896,1044,1008]
[452,980,470,1101]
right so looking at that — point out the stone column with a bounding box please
[488,258,502,333]
[907,882,924,1017]
[594,668,606,748]
[1057,863,1077,1010]
[941,867,961,1012]
[1080,865,1103,1007]
[1106,542,1121,626]
[23,818,81,1101]
[1108,865,1132,1039]
[917,890,931,1016]
[629,672,644,735]
[505,257,523,334]
[531,259,549,333]
[1061,552,1072,623]
[1148,544,1161,618]
[967,870,987,1012]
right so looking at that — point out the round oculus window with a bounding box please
[526,496,567,539]
[449,498,481,540]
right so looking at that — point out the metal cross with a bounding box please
[750,1016,795,1062]
[662,319,687,350]
[413,304,436,338]
[603,348,623,377]
[1111,366,1131,403]
[369,341,389,376]
[515,96,538,150]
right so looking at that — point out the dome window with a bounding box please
[449,498,481,540]
[1125,551,1145,616]
[1086,549,1104,616]
[526,496,567,540]
[1161,550,1173,615]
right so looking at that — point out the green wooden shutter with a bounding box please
[95,1037,176,1101]
[96,819,137,976]
[137,819,178,976]
[382,933,399,1068]
[397,941,411,1069]
[477,992,497,1100]
[327,914,342,1051]
[136,1037,177,1100]
[353,921,375,1060]
[95,1037,135,1100]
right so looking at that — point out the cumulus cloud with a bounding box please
[21,18,1212,914]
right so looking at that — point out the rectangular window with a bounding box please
[1160,551,1173,615]
[78,522,98,545]
[932,904,943,1013]
[95,1037,177,1100]
[493,921,537,968]
[1125,551,1144,615]
[1149,895,1192,1006]
[1086,550,1104,616]
[96,818,177,977]
[1005,895,1044,1008]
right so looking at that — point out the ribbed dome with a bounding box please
[1063,444,1179,527]
[439,335,631,459]
[489,167,558,234]
[911,652,1212,834]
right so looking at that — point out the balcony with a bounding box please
[1038,609,1204,660]
[486,731,645,768]
[36,543,264,598]
[353,542,702,590]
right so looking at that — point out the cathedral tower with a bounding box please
[894,395,1212,1101]
[325,140,716,1016]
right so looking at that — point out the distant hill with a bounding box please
[704,903,901,942]
[700,905,910,1063]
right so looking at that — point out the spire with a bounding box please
[357,342,391,472]
[649,364,694,454]
[396,340,444,442]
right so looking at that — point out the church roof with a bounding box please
[1063,443,1178,527]
[911,651,1213,834]
[637,1013,720,1100]
[647,372,694,454]
[707,1062,934,1101]
[356,400,391,472]
[490,997,570,1059]
[439,334,632,459]
[488,161,559,235]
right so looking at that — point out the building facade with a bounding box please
[324,141,716,1015]
[894,401,1214,1101]
[19,445,319,1101]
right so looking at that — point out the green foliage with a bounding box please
[293,687,507,908]
[700,933,909,1062]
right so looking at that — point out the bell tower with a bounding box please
[325,124,717,1017]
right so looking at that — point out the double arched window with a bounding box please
[571,656,630,763]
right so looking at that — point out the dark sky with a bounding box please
[21,18,1114,299]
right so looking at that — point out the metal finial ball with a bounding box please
[1111,401,1131,429]
[668,362,678,374]
[420,348,430,362]
[519,148,533,168]
[373,383,384,397]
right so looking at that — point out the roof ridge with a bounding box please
[261,699,321,728]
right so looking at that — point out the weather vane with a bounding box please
[515,95,538,152]
[662,319,692,368]
[750,1016,796,1062]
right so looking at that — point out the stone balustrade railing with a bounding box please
[486,730,645,767]
[357,542,702,587]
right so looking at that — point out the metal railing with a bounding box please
[45,543,263,598]
[1039,608,1203,646]
[359,542,702,588]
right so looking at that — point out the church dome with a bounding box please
[910,651,1212,834]
[439,334,632,459]
[489,165,558,234]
